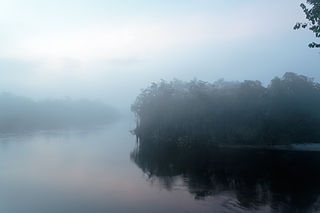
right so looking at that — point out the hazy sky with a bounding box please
[0,0,319,109]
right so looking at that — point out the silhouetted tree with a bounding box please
[132,73,320,212]
[132,73,320,146]
[294,0,320,48]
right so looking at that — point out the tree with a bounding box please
[132,73,320,146]
[294,0,320,48]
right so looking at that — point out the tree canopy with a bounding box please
[294,0,320,48]
[132,73,320,146]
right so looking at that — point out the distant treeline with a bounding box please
[0,93,119,133]
[132,72,320,145]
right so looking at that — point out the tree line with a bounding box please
[132,72,320,146]
[0,93,119,133]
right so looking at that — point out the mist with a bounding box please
[0,93,119,133]
[1,0,319,113]
[1,0,320,212]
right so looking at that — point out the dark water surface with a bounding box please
[1,120,320,213]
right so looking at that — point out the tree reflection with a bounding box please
[131,142,320,212]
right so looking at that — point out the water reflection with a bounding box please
[131,142,320,212]
[2,120,320,213]
[2,121,229,213]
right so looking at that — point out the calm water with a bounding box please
[1,119,320,213]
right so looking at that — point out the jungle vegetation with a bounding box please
[132,72,320,146]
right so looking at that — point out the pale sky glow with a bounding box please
[0,0,319,109]
[15,18,258,61]
[2,1,297,61]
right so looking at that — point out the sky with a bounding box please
[0,0,319,110]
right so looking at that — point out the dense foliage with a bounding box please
[132,73,320,145]
[294,0,320,48]
[0,93,119,132]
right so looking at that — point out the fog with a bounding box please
[0,0,319,113]
[1,0,320,212]
[0,93,119,133]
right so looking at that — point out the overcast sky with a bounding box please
[0,0,318,110]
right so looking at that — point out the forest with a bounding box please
[0,93,118,133]
[132,72,320,146]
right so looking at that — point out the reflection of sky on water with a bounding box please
[0,120,247,213]
[1,120,320,212]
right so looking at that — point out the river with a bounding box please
[0,119,319,213]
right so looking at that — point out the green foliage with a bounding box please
[132,73,320,145]
[294,0,320,48]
